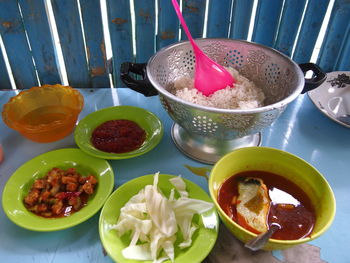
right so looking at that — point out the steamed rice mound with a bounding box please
[172,67,265,110]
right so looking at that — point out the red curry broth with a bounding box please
[217,171,316,240]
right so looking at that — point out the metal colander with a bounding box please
[144,39,307,163]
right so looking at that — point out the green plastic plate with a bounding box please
[2,148,114,231]
[74,106,163,159]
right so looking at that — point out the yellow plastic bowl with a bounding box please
[2,84,84,143]
[209,147,336,250]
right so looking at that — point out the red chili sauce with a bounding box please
[91,119,146,153]
[217,171,316,240]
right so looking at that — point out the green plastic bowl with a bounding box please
[74,106,163,159]
[209,147,336,250]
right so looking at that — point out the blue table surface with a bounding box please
[0,88,349,263]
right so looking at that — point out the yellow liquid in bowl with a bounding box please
[16,105,77,142]
[18,105,72,126]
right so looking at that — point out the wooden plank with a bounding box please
[19,0,61,85]
[230,0,254,40]
[51,0,90,88]
[0,0,38,89]
[318,0,350,72]
[157,0,179,49]
[336,26,350,70]
[293,0,330,63]
[206,0,232,38]
[106,0,133,87]
[251,0,284,47]
[180,0,206,40]
[0,48,12,89]
[134,0,156,63]
[80,0,110,88]
[274,0,307,56]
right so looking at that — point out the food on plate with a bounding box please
[24,167,98,218]
[91,119,146,153]
[218,171,316,240]
[170,67,265,109]
[110,172,214,262]
[236,177,271,233]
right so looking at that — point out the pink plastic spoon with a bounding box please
[171,0,235,96]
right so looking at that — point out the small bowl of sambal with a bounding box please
[74,106,163,160]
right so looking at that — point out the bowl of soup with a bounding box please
[208,147,336,250]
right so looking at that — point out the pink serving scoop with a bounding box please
[171,0,235,96]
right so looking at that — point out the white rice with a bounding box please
[172,67,265,110]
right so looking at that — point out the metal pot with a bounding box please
[121,39,325,164]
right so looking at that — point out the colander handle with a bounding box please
[299,63,326,94]
[120,62,158,97]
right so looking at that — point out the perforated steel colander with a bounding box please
[121,39,325,164]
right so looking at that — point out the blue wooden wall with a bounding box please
[158,0,179,49]
[293,0,330,63]
[317,0,350,72]
[80,0,110,88]
[0,46,12,90]
[51,0,90,88]
[134,0,156,63]
[106,0,133,86]
[0,0,349,90]
[19,0,61,86]
[0,0,38,89]
[230,0,254,40]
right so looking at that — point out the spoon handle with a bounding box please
[171,0,200,51]
[244,224,280,251]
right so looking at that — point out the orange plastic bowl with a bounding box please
[2,84,84,143]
